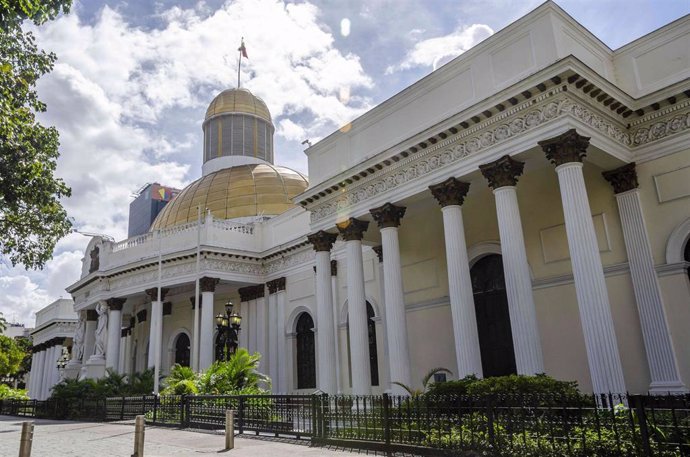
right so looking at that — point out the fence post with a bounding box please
[225,409,235,450]
[238,397,245,435]
[382,393,391,455]
[179,395,186,427]
[18,421,34,457]
[121,396,126,421]
[320,394,329,439]
[486,395,495,447]
[184,396,191,429]
[132,415,145,457]
[630,395,653,457]
[152,395,158,424]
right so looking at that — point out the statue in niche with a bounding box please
[73,314,86,362]
[89,246,100,273]
[94,301,108,358]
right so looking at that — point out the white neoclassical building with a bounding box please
[27,299,77,400]
[55,2,690,396]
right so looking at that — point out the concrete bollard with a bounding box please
[132,415,145,457]
[225,409,235,450]
[18,421,34,457]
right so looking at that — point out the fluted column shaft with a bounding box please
[373,249,391,390]
[199,291,215,370]
[106,300,124,372]
[42,346,56,400]
[345,239,372,394]
[494,186,544,374]
[330,264,342,393]
[48,344,63,396]
[248,299,257,352]
[315,250,338,393]
[256,291,267,361]
[28,353,38,398]
[442,205,484,377]
[33,350,45,399]
[238,300,249,349]
[148,301,161,369]
[276,289,288,393]
[616,188,684,391]
[380,226,412,393]
[268,292,278,390]
[557,162,626,393]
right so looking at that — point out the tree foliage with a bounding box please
[0,334,24,376]
[0,0,72,268]
[197,349,270,395]
[0,312,7,332]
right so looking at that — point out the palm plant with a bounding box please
[162,364,199,395]
[128,369,154,395]
[198,348,270,394]
[392,367,453,397]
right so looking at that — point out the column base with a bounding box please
[649,381,687,395]
[81,358,106,380]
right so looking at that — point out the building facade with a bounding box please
[128,183,181,237]
[59,2,690,396]
[27,299,77,400]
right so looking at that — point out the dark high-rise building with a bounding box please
[127,183,180,237]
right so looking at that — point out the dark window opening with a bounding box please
[174,333,190,367]
[296,313,316,389]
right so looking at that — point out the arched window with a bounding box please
[296,313,316,389]
[174,333,191,367]
[367,303,379,386]
[471,254,517,377]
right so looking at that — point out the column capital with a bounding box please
[267,277,286,294]
[308,230,338,252]
[479,155,525,189]
[372,245,383,263]
[370,202,406,229]
[254,284,265,299]
[145,287,169,301]
[336,217,370,241]
[86,309,98,321]
[330,259,338,276]
[538,129,590,166]
[602,162,638,194]
[429,177,470,207]
[106,298,126,311]
[199,277,220,293]
[239,286,256,302]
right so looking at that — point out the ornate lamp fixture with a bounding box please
[215,300,242,361]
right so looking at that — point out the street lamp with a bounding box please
[215,300,242,361]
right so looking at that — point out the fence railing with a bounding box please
[2,393,688,456]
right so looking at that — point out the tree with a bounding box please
[0,1,73,268]
[0,334,24,377]
[198,349,270,394]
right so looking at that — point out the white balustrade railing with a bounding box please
[212,219,254,234]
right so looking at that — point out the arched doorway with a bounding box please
[295,313,316,389]
[174,333,191,367]
[471,254,517,377]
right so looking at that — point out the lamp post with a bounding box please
[215,300,242,361]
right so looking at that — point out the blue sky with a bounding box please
[1,0,688,326]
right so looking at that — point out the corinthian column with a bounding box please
[199,277,219,370]
[255,285,267,361]
[539,129,626,394]
[370,203,411,394]
[479,156,544,375]
[145,288,169,370]
[307,230,339,393]
[603,163,685,393]
[105,298,126,372]
[238,287,253,350]
[429,177,483,378]
[337,218,372,395]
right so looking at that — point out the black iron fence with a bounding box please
[2,393,688,456]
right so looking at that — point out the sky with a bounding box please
[1,0,688,327]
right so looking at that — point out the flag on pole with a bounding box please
[238,38,248,59]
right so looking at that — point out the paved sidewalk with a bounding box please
[0,416,362,457]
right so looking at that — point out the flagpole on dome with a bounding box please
[237,37,248,88]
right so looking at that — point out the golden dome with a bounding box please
[150,164,308,230]
[205,88,272,124]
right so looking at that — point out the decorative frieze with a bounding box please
[479,155,525,189]
[336,218,370,241]
[429,177,470,207]
[602,162,638,194]
[538,129,590,166]
[370,203,406,229]
[199,277,219,293]
[308,231,338,252]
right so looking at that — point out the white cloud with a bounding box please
[386,23,494,74]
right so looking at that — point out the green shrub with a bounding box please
[197,349,270,395]
[0,384,28,400]
[161,364,198,395]
[426,374,586,401]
